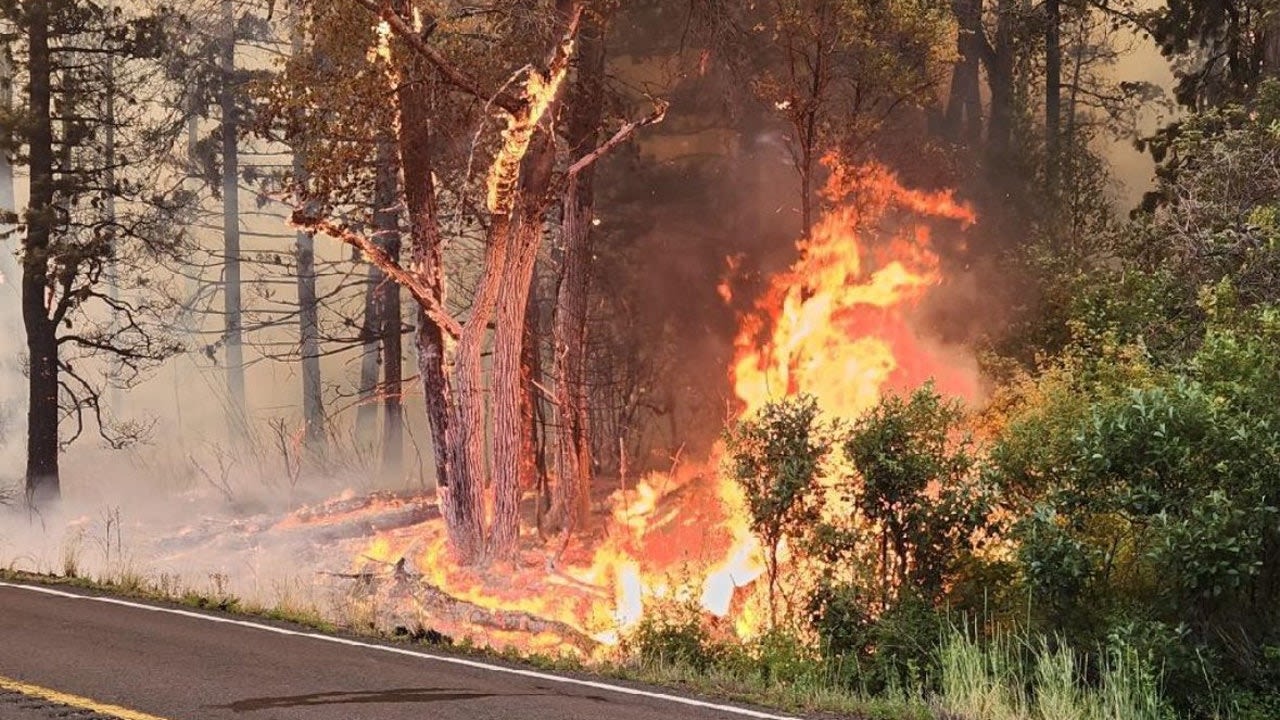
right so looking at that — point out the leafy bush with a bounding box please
[840,383,989,603]
[622,600,725,673]
[989,313,1280,715]
[724,394,831,627]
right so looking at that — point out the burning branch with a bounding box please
[351,0,525,115]
[485,4,584,215]
[566,98,670,179]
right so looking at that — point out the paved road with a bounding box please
[0,583,796,720]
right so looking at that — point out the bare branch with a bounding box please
[291,212,462,340]
[567,99,669,178]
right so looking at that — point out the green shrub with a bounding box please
[724,394,831,629]
[622,602,724,673]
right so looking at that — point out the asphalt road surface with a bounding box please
[0,582,799,720]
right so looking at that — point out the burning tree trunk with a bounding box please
[388,28,484,561]
[487,1,591,561]
[551,18,606,532]
[309,0,661,566]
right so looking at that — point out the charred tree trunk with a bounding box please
[550,18,605,532]
[22,0,57,504]
[982,0,1015,159]
[1045,0,1061,196]
[375,131,403,481]
[945,0,983,141]
[220,0,246,441]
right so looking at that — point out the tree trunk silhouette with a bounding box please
[356,266,381,443]
[1045,0,1062,196]
[375,131,403,481]
[982,0,1015,159]
[292,10,324,452]
[220,0,246,441]
[944,0,983,141]
[22,0,58,504]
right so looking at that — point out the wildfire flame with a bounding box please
[733,158,978,420]
[355,156,977,655]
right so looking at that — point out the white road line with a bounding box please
[0,581,800,720]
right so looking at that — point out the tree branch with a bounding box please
[567,99,669,178]
[291,211,462,340]
[351,0,525,115]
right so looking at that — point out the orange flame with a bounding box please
[732,157,978,420]
[353,156,976,655]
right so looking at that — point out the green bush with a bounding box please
[622,601,724,673]
[990,313,1280,715]
[724,394,831,628]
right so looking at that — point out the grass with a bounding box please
[0,567,340,635]
[937,631,1169,720]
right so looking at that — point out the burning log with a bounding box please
[334,558,598,653]
[407,580,597,652]
[270,498,438,544]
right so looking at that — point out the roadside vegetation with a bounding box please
[629,87,1280,720]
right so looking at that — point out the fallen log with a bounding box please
[411,580,596,649]
[330,560,598,653]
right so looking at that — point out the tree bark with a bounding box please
[220,0,247,441]
[22,0,59,504]
[551,20,605,531]
[451,213,512,561]
[486,0,582,562]
[489,213,545,561]
[1045,0,1062,196]
[393,39,485,563]
[944,0,983,141]
[375,131,403,481]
